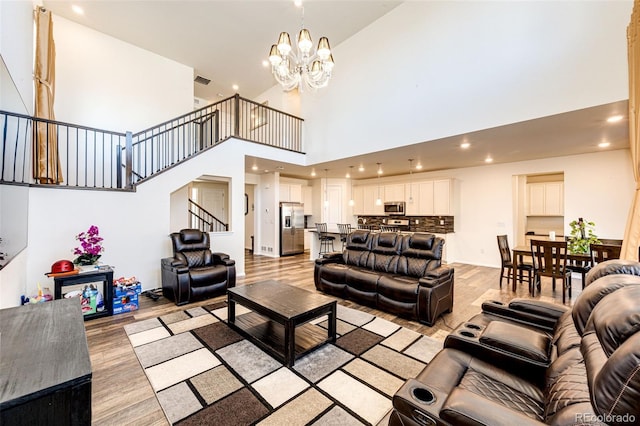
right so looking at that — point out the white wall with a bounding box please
[52,15,193,131]
[420,149,633,267]
[261,1,632,163]
[0,0,34,114]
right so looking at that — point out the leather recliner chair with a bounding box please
[390,260,640,426]
[161,229,236,306]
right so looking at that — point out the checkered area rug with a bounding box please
[125,302,443,425]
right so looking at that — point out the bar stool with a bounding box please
[315,223,335,256]
[337,223,352,249]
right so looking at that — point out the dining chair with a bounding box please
[315,223,335,256]
[337,223,353,249]
[497,235,533,291]
[590,243,622,266]
[530,239,572,303]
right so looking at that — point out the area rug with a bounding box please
[124,301,444,425]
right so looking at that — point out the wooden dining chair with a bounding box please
[530,239,572,303]
[497,235,533,290]
[590,243,622,265]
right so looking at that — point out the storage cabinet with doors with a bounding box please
[405,181,434,215]
[279,183,302,203]
[302,186,313,215]
[384,184,405,203]
[433,179,453,215]
[527,182,563,216]
[352,185,384,215]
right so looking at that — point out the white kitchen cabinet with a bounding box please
[405,181,434,215]
[527,182,563,216]
[279,183,302,203]
[384,184,405,202]
[302,186,313,215]
[351,186,364,215]
[433,179,453,215]
[361,185,384,215]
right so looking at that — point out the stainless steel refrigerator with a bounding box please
[280,202,305,256]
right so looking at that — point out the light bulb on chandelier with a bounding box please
[268,1,334,91]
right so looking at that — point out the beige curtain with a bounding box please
[33,7,62,184]
[622,0,640,260]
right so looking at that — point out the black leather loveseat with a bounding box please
[314,230,454,326]
[390,260,640,426]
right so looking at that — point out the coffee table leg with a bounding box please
[328,303,337,342]
[285,320,295,367]
[228,298,236,324]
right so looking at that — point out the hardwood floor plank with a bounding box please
[85,251,580,425]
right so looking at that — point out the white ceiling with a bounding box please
[43,1,630,180]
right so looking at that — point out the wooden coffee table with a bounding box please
[227,280,337,366]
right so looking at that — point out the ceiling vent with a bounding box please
[194,75,211,85]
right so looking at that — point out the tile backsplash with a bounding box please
[356,216,454,234]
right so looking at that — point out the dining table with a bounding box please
[511,245,592,292]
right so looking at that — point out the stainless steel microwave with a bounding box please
[384,202,406,215]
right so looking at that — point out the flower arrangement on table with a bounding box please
[73,225,104,265]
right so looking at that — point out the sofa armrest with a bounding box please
[212,252,230,261]
[441,388,544,426]
[419,266,454,288]
[161,257,189,273]
[315,253,344,266]
[481,299,567,332]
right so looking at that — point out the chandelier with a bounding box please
[268,5,334,91]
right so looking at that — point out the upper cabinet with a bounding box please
[302,186,313,215]
[384,184,405,202]
[353,178,454,216]
[279,183,302,203]
[527,182,563,216]
[405,179,452,215]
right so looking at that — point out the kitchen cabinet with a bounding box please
[527,182,563,216]
[433,179,453,215]
[384,184,405,202]
[405,181,434,215]
[302,186,313,215]
[353,185,383,215]
[279,183,302,203]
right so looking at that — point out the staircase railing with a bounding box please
[189,199,228,232]
[0,94,304,189]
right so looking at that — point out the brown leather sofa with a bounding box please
[390,260,640,426]
[161,229,236,305]
[314,230,454,326]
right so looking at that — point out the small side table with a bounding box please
[54,267,114,320]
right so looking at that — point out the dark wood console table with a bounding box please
[0,299,92,425]
[54,267,114,320]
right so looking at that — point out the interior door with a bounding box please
[200,187,226,223]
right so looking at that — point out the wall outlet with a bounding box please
[415,219,419,224]
[363,218,367,224]
[439,219,445,225]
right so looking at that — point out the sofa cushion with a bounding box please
[543,347,590,422]
[366,232,403,274]
[189,264,227,287]
[401,233,441,259]
[345,267,379,293]
[377,275,419,304]
[343,230,373,267]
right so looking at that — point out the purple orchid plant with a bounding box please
[73,225,104,265]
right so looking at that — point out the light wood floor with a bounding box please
[85,252,582,425]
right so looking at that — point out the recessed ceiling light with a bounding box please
[294,0,303,7]
[311,170,316,177]
[485,156,493,163]
[415,163,423,170]
[358,165,365,172]
[598,141,611,148]
[71,5,84,15]
[252,164,258,171]
[460,142,470,149]
[232,84,239,91]
[607,115,624,123]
